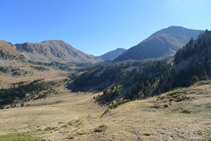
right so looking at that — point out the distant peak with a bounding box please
[41,40,64,43]
[168,26,183,28]
[115,48,127,51]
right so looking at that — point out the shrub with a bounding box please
[166,88,188,98]
[21,103,24,107]
[109,99,131,109]
[103,108,110,115]
[94,124,107,132]
[45,127,52,131]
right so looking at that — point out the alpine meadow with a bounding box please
[0,1,211,140]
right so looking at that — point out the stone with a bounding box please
[176,97,183,102]
[163,104,168,108]
[169,98,174,101]
[164,100,168,103]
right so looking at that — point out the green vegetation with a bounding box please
[28,60,94,71]
[102,30,210,104]
[0,66,8,73]
[175,30,211,64]
[129,61,171,99]
[21,102,24,107]
[172,30,211,88]
[68,60,154,90]
[103,99,131,115]
[166,88,188,98]
[96,89,121,104]
[68,119,81,126]
[36,93,47,99]
[194,80,211,86]
[44,127,53,131]
[65,29,211,110]
[103,108,110,114]
[0,132,39,141]
[109,99,131,109]
[73,63,129,88]
[0,79,45,106]
[31,66,49,71]
[94,124,107,132]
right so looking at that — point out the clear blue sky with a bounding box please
[0,0,210,56]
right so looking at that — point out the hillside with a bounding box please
[98,48,127,60]
[67,29,211,105]
[0,40,24,61]
[0,81,211,140]
[0,29,211,141]
[15,40,101,62]
[114,26,202,62]
[170,29,211,88]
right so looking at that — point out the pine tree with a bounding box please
[200,68,208,80]
[190,75,199,85]
[21,102,24,107]
[146,80,150,87]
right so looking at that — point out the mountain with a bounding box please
[15,40,100,62]
[170,29,211,88]
[0,40,23,60]
[114,26,202,62]
[99,48,127,60]
[69,29,211,103]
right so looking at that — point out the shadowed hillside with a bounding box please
[99,48,127,60]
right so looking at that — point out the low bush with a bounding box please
[166,88,188,98]
[94,124,107,132]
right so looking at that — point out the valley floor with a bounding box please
[0,82,211,140]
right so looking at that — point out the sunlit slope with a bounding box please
[0,81,211,140]
[15,40,100,62]
[114,26,202,62]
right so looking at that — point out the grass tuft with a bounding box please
[44,127,52,131]
[166,88,188,98]
[94,124,107,132]
[194,80,211,87]
[0,132,39,141]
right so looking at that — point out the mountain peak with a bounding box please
[41,40,64,43]
[14,40,99,62]
[114,26,203,62]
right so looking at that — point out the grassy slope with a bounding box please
[0,80,211,140]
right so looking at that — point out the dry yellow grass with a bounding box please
[0,70,211,140]
[38,85,211,141]
[0,89,105,135]
[0,63,67,89]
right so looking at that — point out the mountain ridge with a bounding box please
[15,40,100,62]
[0,39,128,62]
[98,48,127,60]
[114,26,203,62]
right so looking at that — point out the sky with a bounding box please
[0,0,211,56]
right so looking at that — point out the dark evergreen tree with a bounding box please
[190,75,199,85]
